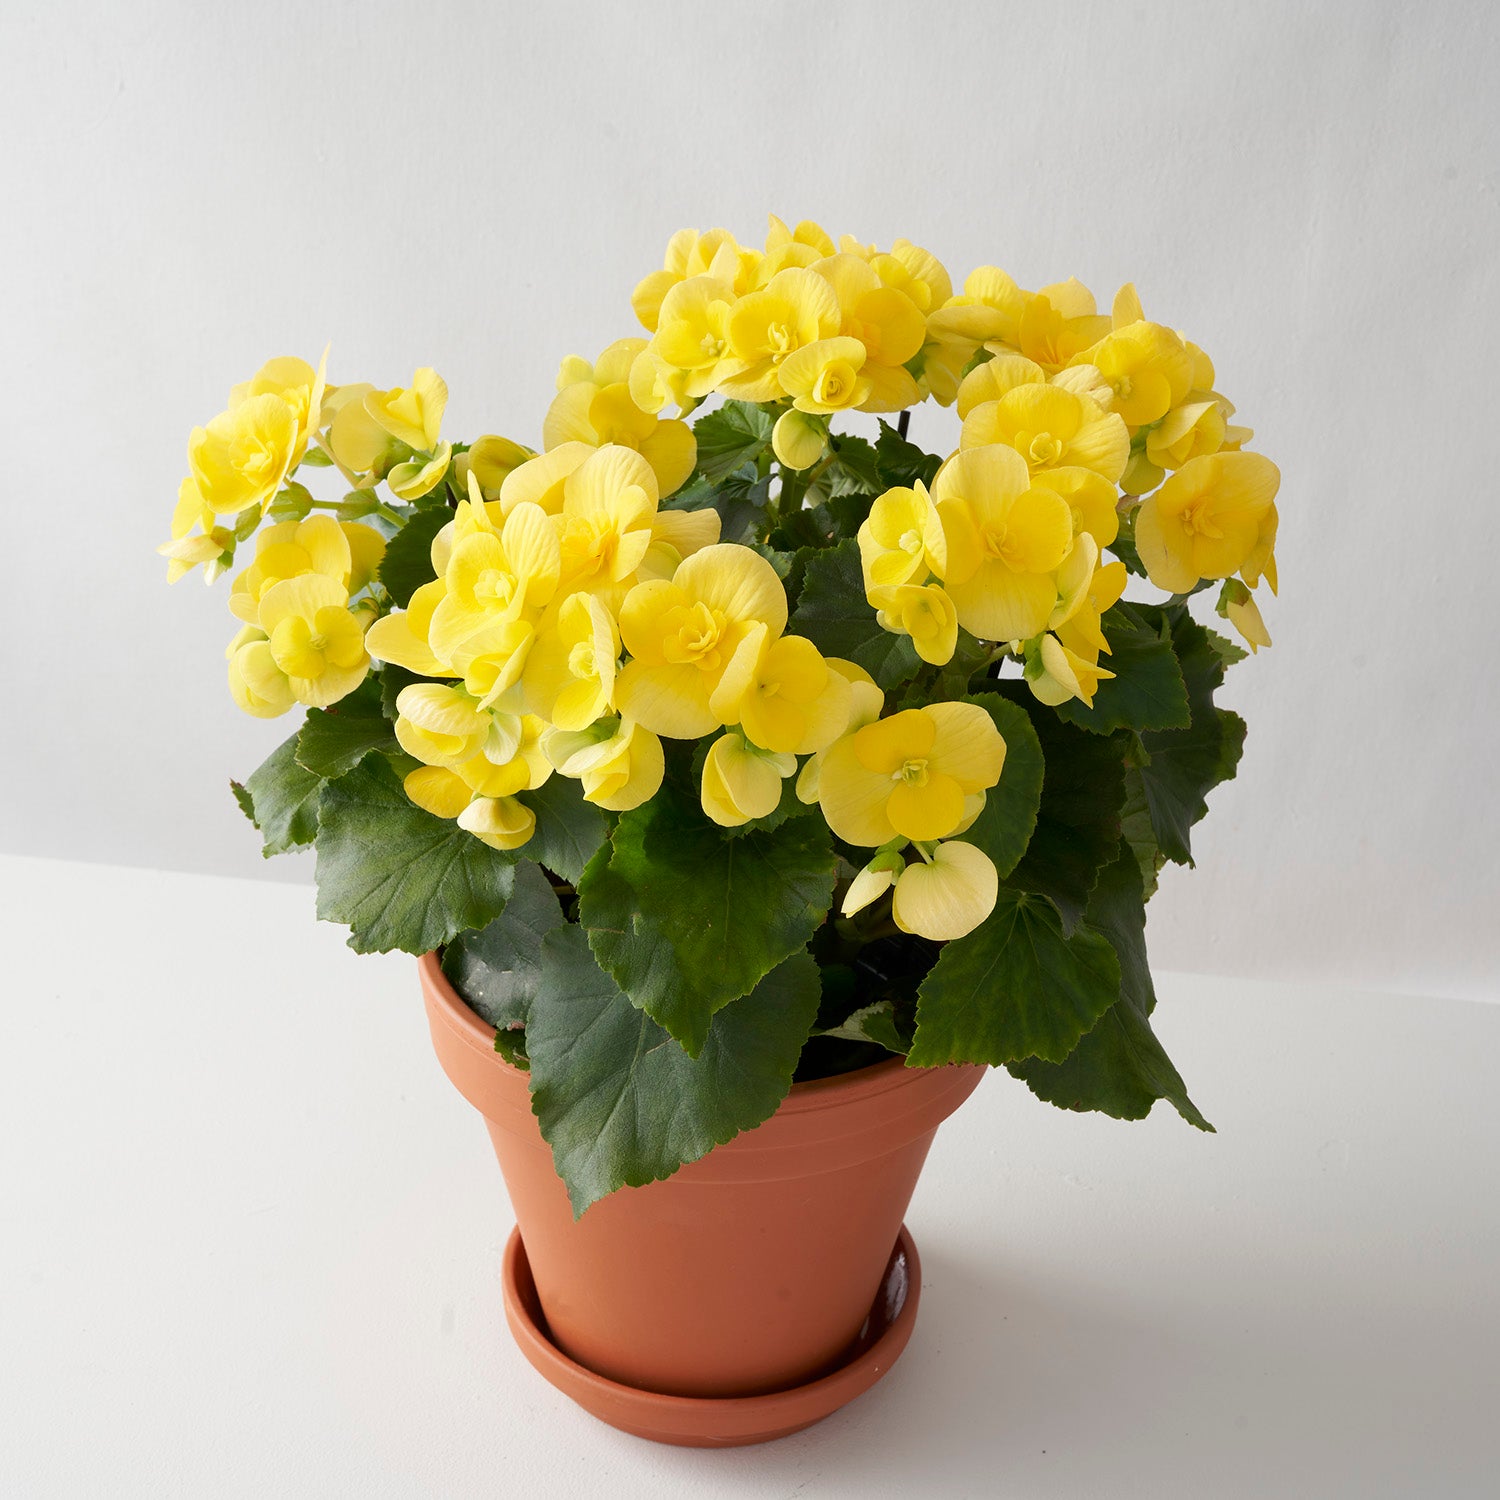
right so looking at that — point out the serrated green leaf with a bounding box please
[294,678,397,779]
[825,432,880,497]
[1203,624,1250,668]
[578,781,837,1056]
[1119,764,1165,900]
[819,1000,908,1054]
[997,685,1126,927]
[1108,511,1148,577]
[908,890,1121,1067]
[691,401,774,482]
[527,927,821,1215]
[441,860,565,1048]
[1009,848,1212,1130]
[1054,604,1191,735]
[789,538,921,690]
[874,420,942,490]
[1135,612,1246,865]
[959,693,1044,879]
[231,731,323,856]
[516,774,609,885]
[314,756,517,954]
[376,505,450,607]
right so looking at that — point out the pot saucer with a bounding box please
[500,1223,922,1448]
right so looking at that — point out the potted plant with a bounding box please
[162,215,1279,1446]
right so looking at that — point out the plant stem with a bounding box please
[897,409,911,439]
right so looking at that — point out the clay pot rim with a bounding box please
[420,949,928,1114]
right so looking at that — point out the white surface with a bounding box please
[2,3,1499,1003]
[2,852,1496,1498]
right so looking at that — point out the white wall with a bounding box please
[2,0,1496,1002]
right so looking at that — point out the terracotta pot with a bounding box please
[419,952,984,1420]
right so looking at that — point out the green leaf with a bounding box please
[294,678,397,780]
[669,465,773,544]
[875,420,942,490]
[998,685,1126,928]
[1135,611,1246,865]
[378,663,423,720]
[376,505,450,607]
[825,432,880,497]
[527,927,821,1215]
[1054,604,1190,735]
[691,401,774,483]
[1119,764,1165,900]
[819,1000,908,1054]
[516,775,610,885]
[959,693,1045,880]
[1203,624,1250,668]
[789,538,921,690]
[314,756,517,954]
[1009,848,1212,1130]
[299,446,334,468]
[907,890,1121,1067]
[578,781,837,1057]
[441,860,565,1050]
[1108,511,1149,577]
[231,731,323,856]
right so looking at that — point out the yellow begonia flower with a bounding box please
[394,683,490,768]
[632,227,745,332]
[188,394,300,518]
[795,659,884,805]
[701,731,797,827]
[932,444,1075,642]
[1047,533,1102,633]
[772,409,827,471]
[404,765,477,820]
[451,618,537,709]
[326,383,396,476]
[648,277,743,399]
[841,851,907,917]
[766,215,836,259]
[428,499,560,662]
[257,573,369,707]
[1012,282,1110,373]
[1026,632,1116,708]
[228,515,361,625]
[869,239,952,315]
[225,626,295,718]
[1031,466,1121,549]
[636,506,723,582]
[366,367,447,453]
[498,441,593,518]
[364,579,453,679]
[712,629,852,755]
[814,253,925,411]
[819,702,1006,846]
[387,443,453,501]
[720,267,841,403]
[891,841,999,941]
[1224,588,1273,653]
[960,383,1129,486]
[1146,396,1227,472]
[524,591,620,731]
[1134,452,1280,594]
[956,353,1046,418]
[459,712,553,799]
[554,445,661,599]
[859,482,946,590]
[870,582,959,666]
[457,435,534,500]
[927,265,1029,350]
[1075,322,1193,428]
[159,476,234,581]
[778,336,871,414]
[458,796,536,852]
[229,351,327,467]
[544,717,664,811]
[544,341,696,496]
[615,543,787,739]
[1056,558,1128,659]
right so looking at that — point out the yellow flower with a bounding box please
[765,215,836,258]
[387,445,453,501]
[795,659,884,805]
[458,795,536,851]
[228,516,383,625]
[1146,396,1228,472]
[700,731,797,827]
[636,507,723,582]
[544,340,696,495]
[229,351,327,466]
[960,383,1129,485]
[366,367,447,453]
[498,442,593,517]
[1134,452,1280,593]
[456,435,534,500]
[1075,322,1193,428]
[777,335,871,414]
[712,629,852,755]
[818,702,1006,846]
[553,445,661,600]
[428,498,560,662]
[1030,466,1121,549]
[524,591,621,731]
[1025,632,1115,708]
[1013,281,1110,373]
[647,277,743,400]
[364,579,453,678]
[632,227,745,331]
[814,253,926,411]
[615,543,788,738]
[891,841,999,941]
[841,856,900,918]
[771,409,827,471]
[955,353,1045,418]
[869,239,952,314]
[457,713,553,799]
[544,716,664,811]
[870,582,959,666]
[1219,580,1273,653]
[1055,558,1128,658]
[927,265,1029,349]
[325,383,395,475]
[257,574,369,707]
[404,765,475,820]
[858,482,946,589]
[720,267,841,403]
[394,683,491,768]
[225,626,295,718]
[187,394,300,518]
[159,476,234,582]
[932,444,1075,641]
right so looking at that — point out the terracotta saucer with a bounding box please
[500,1224,922,1448]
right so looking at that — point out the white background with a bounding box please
[1,0,1497,1002]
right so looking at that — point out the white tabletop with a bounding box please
[1,852,1495,1498]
